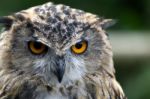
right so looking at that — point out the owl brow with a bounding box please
[30,21,91,37]
[59,25,91,50]
[78,24,91,33]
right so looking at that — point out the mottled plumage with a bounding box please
[0,2,126,99]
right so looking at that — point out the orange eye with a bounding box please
[28,41,48,55]
[71,40,88,54]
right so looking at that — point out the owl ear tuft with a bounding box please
[0,16,14,29]
[100,19,116,29]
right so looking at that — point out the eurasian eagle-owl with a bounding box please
[0,2,126,99]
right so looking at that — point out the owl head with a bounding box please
[0,2,114,85]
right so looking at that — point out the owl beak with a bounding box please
[54,56,65,83]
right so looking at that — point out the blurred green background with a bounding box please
[0,0,150,99]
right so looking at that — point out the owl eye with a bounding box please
[28,41,48,55]
[71,40,88,54]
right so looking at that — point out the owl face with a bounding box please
[0,2,113,85]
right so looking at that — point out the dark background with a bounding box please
[0,0,150,99]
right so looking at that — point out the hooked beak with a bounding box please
[53,56,65,83]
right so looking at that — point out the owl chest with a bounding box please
[36,80,88,99]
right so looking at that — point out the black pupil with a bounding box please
[75,42,83,49]
[33,42,43,49]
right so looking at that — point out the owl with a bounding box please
[0,2,126,99]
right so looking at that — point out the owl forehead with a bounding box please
[33,3,89,45]
[14,2,99,48]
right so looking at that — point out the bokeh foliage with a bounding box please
[0,0,150,99]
